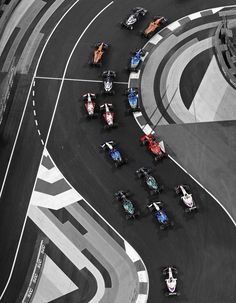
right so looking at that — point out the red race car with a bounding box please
[82,93,98,118]
[100,103,118,129]
[140,133,167,161]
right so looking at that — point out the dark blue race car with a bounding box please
[147,202,173,229]
[127,49,145,72]
[124,87,140,113]
[101,141,127,167]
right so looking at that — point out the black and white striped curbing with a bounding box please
[128,6,235,133]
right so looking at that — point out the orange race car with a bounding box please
[89,42,109,67]
[141,16,167,38]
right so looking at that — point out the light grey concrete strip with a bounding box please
[162,37,213,123]
[0,0,38,57]
[160,38,198,124]
[17,33,44,74]
[67,203,139,303]
[189,55,236,121]
[2,0,45,72]
[29,205,106,302]
[17,0,68,74]
[141,22,220,126]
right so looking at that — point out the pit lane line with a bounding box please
[0,0,114,299]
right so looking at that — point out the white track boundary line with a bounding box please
[1,1,117,302]
[169,155,236,227]
[128,5,236,230]
[35,75,128,85]
[0,0,82,299]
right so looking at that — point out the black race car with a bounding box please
[121,7,148,30]
[101,70,116,95]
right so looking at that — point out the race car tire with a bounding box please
[140,138,147,146]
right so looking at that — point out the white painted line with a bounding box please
[137,271,148,283]
[33,81,35,86]
[130,70,140,79]
[33,110,36,116]
[35,76,128,85]
[188,12,201,20]
[66,78,102,83]
[32,100,35,106]
[0,0,83,299]
[133,112,142,118]
[32,90,35,96]
[35,120,38,126]
[167,21,181,31]
[35,76,62,81]
[37,129,41,136]
[168,155,236,227]
[41,139,44,146]
[124,241,140,263]
[212,7,223,14]
[150,34,163,45]
[136,294,148,303]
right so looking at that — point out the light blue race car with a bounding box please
[124,87,140,113]
[127,49,145,72]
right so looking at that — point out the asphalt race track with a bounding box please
[1,0,236,302]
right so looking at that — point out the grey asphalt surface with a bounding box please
[33,0,236,302]
[1,0,236,302]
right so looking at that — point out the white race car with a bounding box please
[82,93,98,118]
[100,103,118,129]
[175,184,198,212]
[163,266,180,296]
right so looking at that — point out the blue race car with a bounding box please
[127,49,145,72]
[147,202,173,229]
[124,87,140,113]
[101,141,127,167]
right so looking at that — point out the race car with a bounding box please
[127,49,145,72]
[114,190,139,219]
[100,103,118,129]
[121,7,148,30]
[124,87,140,113]
[141,16,167,38]
[174,184,198,213]
[101,70,116,95]
[82,93,98,118]
[89,42,109,67]
[136,167,163,195]
[140,133,167,161]
[101,141,127,167]
[162,266,180,296]
[147,201,173,229]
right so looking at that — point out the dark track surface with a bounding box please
[1,0,236,302]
